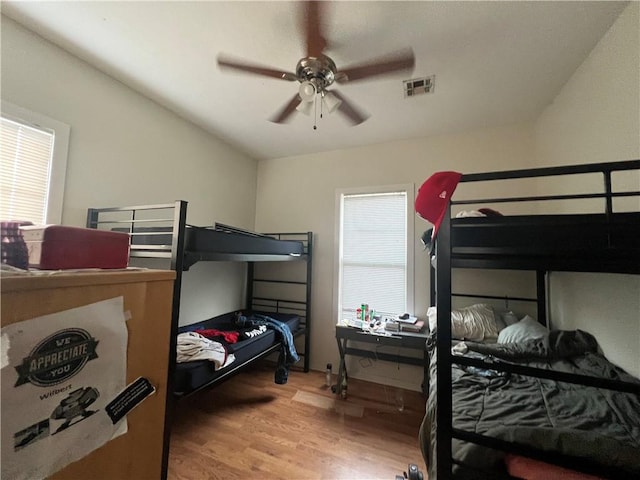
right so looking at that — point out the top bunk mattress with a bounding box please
[185,226,304,256]
[445,212,640,273]
[123,226,305,257]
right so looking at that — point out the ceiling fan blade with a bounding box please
[269,94,302,124]
[303,1,327,57]
[329,90,369,126]
[336,48,415,83]
[217,55,297,81]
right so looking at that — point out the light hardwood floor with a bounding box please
[168,361,427,480]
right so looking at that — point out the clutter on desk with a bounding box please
[356,303,376,323]
[399,320,425,333]
[340,305,426,334]
[345,318,365,329]
[384,321,400,332]
[396,313,418,324]
[383,320,425,333]
[341,303,384,332]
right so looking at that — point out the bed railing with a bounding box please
[454,159,640,213]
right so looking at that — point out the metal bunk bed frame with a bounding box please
[430,159,640,479]
[86,200,313,480]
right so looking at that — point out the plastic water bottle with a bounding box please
[325,363,332,387]
[340,375,348,399]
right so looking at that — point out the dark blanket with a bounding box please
[420,330,640,479]
[460,328,600,360]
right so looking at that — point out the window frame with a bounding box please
[333,183,415,324]
[1,101,70,224]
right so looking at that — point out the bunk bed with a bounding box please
[86,201,312,477]
[419,160,640,479]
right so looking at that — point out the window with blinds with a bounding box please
[1,117,55,224]
[1,102,69,225]
[337,188,414,321]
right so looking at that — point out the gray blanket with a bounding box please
[462,328,600,360]
[420,330,640,479]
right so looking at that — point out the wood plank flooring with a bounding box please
[168,361,427,480]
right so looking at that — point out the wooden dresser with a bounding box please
[1,269,175,480]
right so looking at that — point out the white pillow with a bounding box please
[427,304,499,342]
[497,315,548,344]
[494,310,520,331]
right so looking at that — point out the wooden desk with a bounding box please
[1,269,175,480]
[334,325,429,395]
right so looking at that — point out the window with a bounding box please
[335,185,414,322]
[1,102,69,224]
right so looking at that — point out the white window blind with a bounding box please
[339,191,409,319]
[1,116,54,224]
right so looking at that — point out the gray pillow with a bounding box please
[497,315,548,344]
[494,310,520,331]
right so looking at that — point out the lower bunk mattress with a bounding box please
[420,330,640,479]
[174,311,301,396]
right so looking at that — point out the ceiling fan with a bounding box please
[217,1,415,126]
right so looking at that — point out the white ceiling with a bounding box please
[2,1,628,160]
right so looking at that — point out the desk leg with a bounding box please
[335,336,348,397]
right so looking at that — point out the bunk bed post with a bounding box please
[86,208,99,229]
[430,262,436,307]
[160,200,188,480]
[246,262,255,310]
[603,169,613,217]
[536,270,547,327]
[603,169,613,249]
[304,231,313,372]
[435,205,453,479]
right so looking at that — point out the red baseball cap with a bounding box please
[415,171,462,239]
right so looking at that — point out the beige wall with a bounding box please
[534,3,640,377]
[256,124,537,390]
[535,3,639,168]
[256,3,640,387]
[3,1,637,385]
[1,16,259,325]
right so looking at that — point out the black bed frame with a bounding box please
[429,159,640,479]
[86,200,313,480]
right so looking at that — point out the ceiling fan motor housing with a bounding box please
[296,55,337,92]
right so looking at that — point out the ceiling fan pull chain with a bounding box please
[313,95,318,130]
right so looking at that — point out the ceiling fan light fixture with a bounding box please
[322,91,342,113]
[296,99,314,116]
[298,81,317,102]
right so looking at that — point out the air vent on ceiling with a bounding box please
[403,75,435,98]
